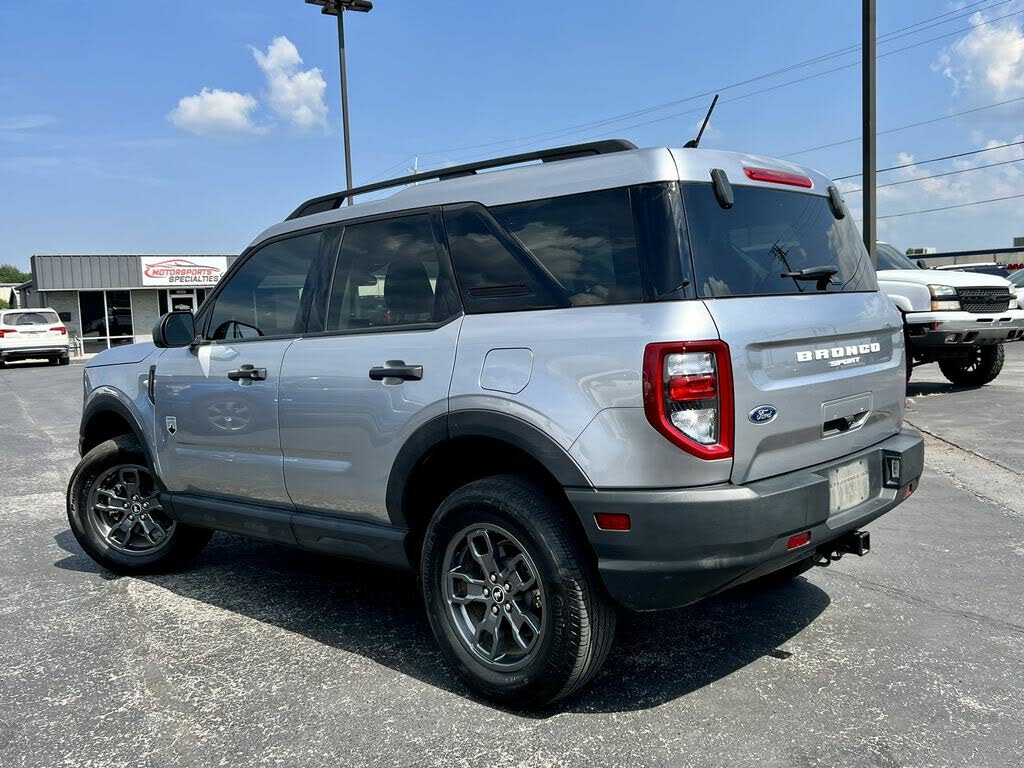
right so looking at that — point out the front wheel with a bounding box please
[67,436,212,573]
[938,344,1005,386]
[421,475,615,707]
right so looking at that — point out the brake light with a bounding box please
[642,340,733,459]
[0,328,16,338]
[743,167,813,188]
[50,326,67,335]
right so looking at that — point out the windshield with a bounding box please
[681,184,877,298]
[1010,268,1024,288]
[876,243,919,271]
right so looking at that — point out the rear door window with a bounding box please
[325,213,459,331]
[491,188,643,306]
[681,184,877,298]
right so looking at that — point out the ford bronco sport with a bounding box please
[67,140,924,706]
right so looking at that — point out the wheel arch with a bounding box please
[79,394,154,469]
[389,411,593,566]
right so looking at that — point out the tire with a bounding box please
[938,344,1005,386]
[421,475,615,707]
[59,355,70,366]
[67,435,212,574]
[49,357,59,366]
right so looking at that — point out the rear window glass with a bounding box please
[492,188,643,306]
[682,184,877,298]
[3,311,59,326]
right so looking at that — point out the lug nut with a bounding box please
[491,605,499,615]
[142,502,149,509]
[489,573,497,583]
[123,503,129,509]
[504,582,511,591]
[132,495,139,501]
[504,603,512,612]
[483,588,490,597]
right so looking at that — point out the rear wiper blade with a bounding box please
[780,266,839,290]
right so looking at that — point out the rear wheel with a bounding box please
[49,357,59,366]
[938,344,1004,386]
[421,475,615,707]
[67,436,212,573]
[59,355,70,366]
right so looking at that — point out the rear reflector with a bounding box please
[50,326,67,335]
[595,513,631,531]
[668,374,716,401]
[744,167,813,188]
[787,532,812,550]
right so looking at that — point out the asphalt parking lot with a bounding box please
[1,348,1022,768]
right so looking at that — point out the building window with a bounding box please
[79,290,135,353]
[158,288,206,315]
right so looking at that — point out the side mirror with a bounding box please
[153,311,196,348]
[916,260,928,269]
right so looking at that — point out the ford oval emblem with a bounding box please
[749,405,778,424]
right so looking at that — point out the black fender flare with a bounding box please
[385,410,592,527]
[79,394,155,470]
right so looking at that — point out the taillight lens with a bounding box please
[642,340,733,459]
[50,326,67,335]
[0,328,16,338]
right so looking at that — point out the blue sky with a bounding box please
[2,0,1024,270]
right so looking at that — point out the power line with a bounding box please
[842,155,1024,193]
[834,138,1024,179]
[409,2,1018,163]
[863,192,1024,220]
[784,94,1024,159]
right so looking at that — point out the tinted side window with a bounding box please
[443,204,565,313]
[326,214,457,331]
[492,188,642,306]
[207,232,320,340]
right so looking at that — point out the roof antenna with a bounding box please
[684,94,719,149]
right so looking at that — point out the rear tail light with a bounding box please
[642,340,733,459]
[0,328,16,338]
[743,167,813,188]
[50,326,67,335]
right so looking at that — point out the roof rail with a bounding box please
[286,139,638,220]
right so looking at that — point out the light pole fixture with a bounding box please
[305,0,373,204]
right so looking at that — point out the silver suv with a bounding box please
[67,140,924,706]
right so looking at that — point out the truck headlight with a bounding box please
[928,284,960,311]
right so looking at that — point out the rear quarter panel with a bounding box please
[450,302,732,488]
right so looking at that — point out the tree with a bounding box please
[0,297,8,310]
[0,264,30,284]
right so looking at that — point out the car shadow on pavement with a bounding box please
[53,529,830,715]
[907,381,980,397]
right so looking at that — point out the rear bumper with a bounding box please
[567,428,924,611]
[905,309,1024,349]
[1,345,69,361]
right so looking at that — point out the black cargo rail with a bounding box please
[286,139,638,220]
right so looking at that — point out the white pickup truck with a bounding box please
[876,243,1023,385]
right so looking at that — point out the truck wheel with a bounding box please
[67,435,212,574]
[59,355,70,366]
[421,475,615,707]
[938,344,1005,386]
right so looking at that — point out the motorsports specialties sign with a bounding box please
[139,256,228,287]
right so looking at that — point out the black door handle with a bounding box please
[227,364,268,382]
[369,360,423,382]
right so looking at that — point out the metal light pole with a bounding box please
[862,0,877,265]
[305,0,372,203]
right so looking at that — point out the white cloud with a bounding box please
[935,11,1024,98]
[841,135,1024,247]
[167,88,259,135]
[251,36,327,130]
